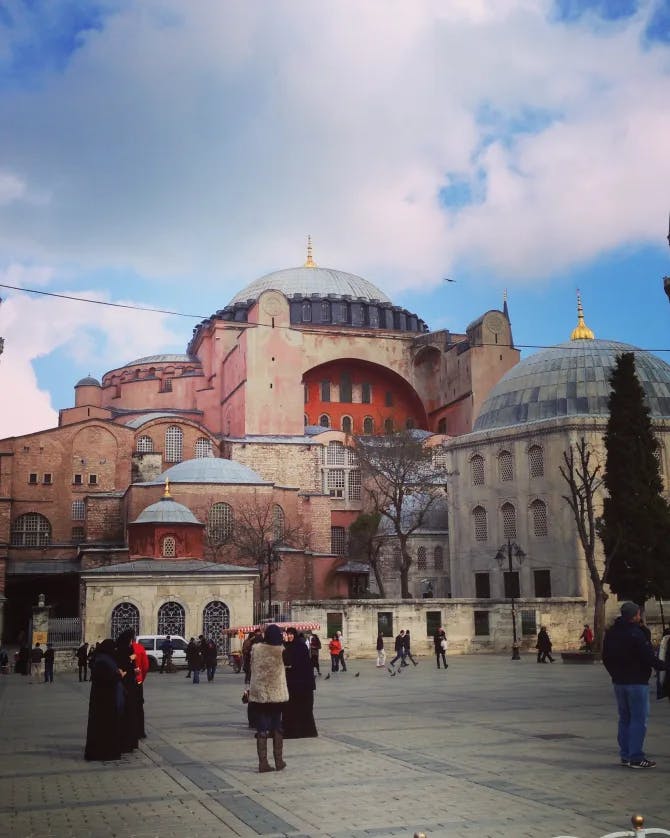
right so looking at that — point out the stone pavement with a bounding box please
[0,654,668,838]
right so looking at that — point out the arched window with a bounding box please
[162,535,176,557]
[417,546,427,570]
[136,435,154,453]
[207,503,233,543]
[363,416,374,435]
[341,416,352,434]
[165,426,183,463]
[528,445,544,477]
[11,512,52,547]
[433,545,444,570]
[157,601,185,636]
[273,504,285,542]
[326,442,345,465]
[473,506,488,542]
[319,414,330,428]
[71,500,85,520]
[320,381,331,402]
[501,502,517,539]
[111,602,140,639]
[202,600,231,653]
[405,418,416,430]
[471,455,484,486]
[498,450,513,482]
[384,418,394,434]
[531,499,548,537]
[195,437,212,458]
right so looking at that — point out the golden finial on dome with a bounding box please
[163,478,171,499]
[304,235,317,268]
[570,290,595,340]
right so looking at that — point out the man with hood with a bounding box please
[602,601,666,769]
[249,624,289,772]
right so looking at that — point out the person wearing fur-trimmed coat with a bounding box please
[249,624,289,772]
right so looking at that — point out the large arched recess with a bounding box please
[303,359,428,434]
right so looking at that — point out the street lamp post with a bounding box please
[495,540,526,661]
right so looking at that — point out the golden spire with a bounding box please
[304,235,317,268]
[163,478,171,499]
[570,290,595,341]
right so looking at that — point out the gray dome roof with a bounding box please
[75,376,101,387]
[377,492,449,535]
[124,353,200,366]
[474,339,670,432]
[229,266,392,305]
[132,497,201,525]
[147,457,268,485]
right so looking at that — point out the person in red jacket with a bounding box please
[132,638,150,739]
[328,635,342,673]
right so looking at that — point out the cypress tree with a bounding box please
[600,352,670,603]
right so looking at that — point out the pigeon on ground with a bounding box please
[355,672,360,677]
[324,673,330,680]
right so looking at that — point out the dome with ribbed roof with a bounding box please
[229,266,392,305]
[474,339,670,431]
[131,497,201,525]
[145,457,269,485]
[75,376,101,387]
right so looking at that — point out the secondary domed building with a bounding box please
[445,298,670,642]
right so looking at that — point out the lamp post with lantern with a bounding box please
[495,540,526,660]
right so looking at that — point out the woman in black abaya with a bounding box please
[84,639,122,761]
[115,629,141,753]
[282,627,318,739]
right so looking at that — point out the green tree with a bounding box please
[599,352,670,604]
[348,512,384,596]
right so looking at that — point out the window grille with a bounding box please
[417,546,427,570]
[321,380,331,402]
[327,442,345,465]
[342,416,352,434]
[348,469,361,500]
[327,469,345,497]
[501,502,517,539]
[320,301,330,323]
[498,450,513,481]
[111,602,140,640]
[433,447,447,469]
[202,601,231,653]
[473,506,488,541]
[157,601,185,636]
[273,504,285,542]
[165,426,183,463]
[162,536,176,558]
[302,301,312,322]
[72,526,85,543]
[136,435,153,452]
[195,437,212,458]
[528,445,544,477]
[363,417,374,434]
[433,545,444,570]
[29,473,38,484]
[319,414,330,428]
[471,455,484,486]
[208,503,234,542]
[474,611,490,636]
[531,499,548,537]
[11,512,52,547]
[160,377,173,393]
[521,609,537,636]
[331,526,346,555]
[72,500,85,520]
[346,446,358,466]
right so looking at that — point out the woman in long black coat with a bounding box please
[84,639,122,761]
[115,629,141,753]
[282,627,318,739]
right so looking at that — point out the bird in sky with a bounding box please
[443,277,457,283]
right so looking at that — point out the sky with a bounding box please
[0,0,669,437]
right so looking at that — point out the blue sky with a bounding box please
[0,0,669,435]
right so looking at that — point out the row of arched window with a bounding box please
[310,415,415,434]
[470,446,544,486]
[135,428,214,463]
[472,500,548,542]
[206,502,284,544]
[110,600,231,652]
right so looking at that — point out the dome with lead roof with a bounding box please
[132,497,201,525]
[146,457,269,486]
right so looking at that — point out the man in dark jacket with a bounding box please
[602,601,665,769]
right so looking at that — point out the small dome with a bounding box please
[377,492,448,535]
[75,376,100,387]
[147,457,268,485]
[132,497,201,525]
[229,266,392,306]
[474,339,670,431]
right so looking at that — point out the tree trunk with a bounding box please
[592,587,608,654]
[371,561,386,598]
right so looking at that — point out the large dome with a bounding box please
[145,457,269,485]
[474,339,670,431]
[229,266,392,305]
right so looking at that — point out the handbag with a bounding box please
[242,690,249,704]
[440,639,447,651]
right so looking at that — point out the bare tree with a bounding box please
[559,437,611,651]
[348,512,384,596]
[355,431,450,598]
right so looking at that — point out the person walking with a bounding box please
[580,624,594,652]
[328,634,342,673]
[248,624,289,772]
[403,630,419,666]
[602,601,666,769]
[190,641,204,684]
[434,627,448,669]
[159,636,174,674]
[376,632,386,667]
[388,630,406,674]
[76,642,89,682]
[30,643,44,683]
[43,643,55,683]
[536,626,555,663]
[335,631,347,672]
[309,633,322,676]
[204,640,218,682]
[84,639,123,761]
[131,636,149,739]
[185,638,197,679]
[282,627,318,739]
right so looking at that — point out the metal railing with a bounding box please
[253,601,292,624]
[47,617,82,649]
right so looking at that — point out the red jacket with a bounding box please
[328,638,342,656]
[132,641,149,684]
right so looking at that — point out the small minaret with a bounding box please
[570,291,595,340]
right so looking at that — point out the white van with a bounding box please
[136,635,189,671]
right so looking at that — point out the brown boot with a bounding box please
[272,731,286,771]
[256,734,275,773]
